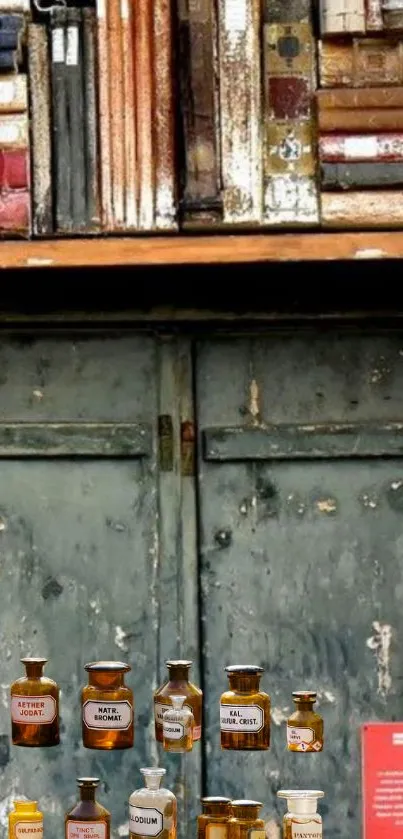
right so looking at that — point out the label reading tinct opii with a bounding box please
[129,806,163,837]
[220,704,264,733]
[83,700,132,730]
[291,822,322,839]
[163,720,184,740]
[66,821,107,839]
[15,822,43,839]
[11,695,57,725]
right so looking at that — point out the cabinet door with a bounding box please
[196,331,403,839]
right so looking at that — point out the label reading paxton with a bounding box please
[291,822,322,839]
[220,704,264,733]
[66,821,107,839]
[163,720,184,740]
[287,726,315,750]
[83,700,132,730]
[11,695,57,725]
[15,823,43,839]
[129,806,163,837]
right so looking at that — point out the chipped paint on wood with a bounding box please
[366,621,393,697]
[316,497,337,513]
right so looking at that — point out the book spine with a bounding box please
[177,0,222,224]
[108,0,125,227]
[96,0,112,229]
[383,2,403,28]
[319,132,403,161]
[154,0,176,229]
[321,189,403,226]
[0,0,29,12]
[0,73,26,112]
[321,160,403,188]
[319,106,403,131]
[120,0,137,228]
[82,8,101,230]
[28,23,52,235]
[366,0,383,28]
[0,112,27,146]
[135,0,154,230]
[0,189,30,234]
[0,148,28,188]
[319,38,403,87]
[66,7,86,231]
[50,7,70,232]
[263,4,318,226]
[320,0,365,34]
[219,0,261,224]
[317,86,403,108]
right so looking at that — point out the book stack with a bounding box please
[317,0,403,226]
[0,0,30,236]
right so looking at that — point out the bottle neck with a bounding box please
[80,788,97,802]
[232,807,260,821]
[293,701,315,712]
[24,665,44,680]
[287,801,318,816]
[167,667,190,682]
[203,805,231,817]
[88,672,124,689]
[171,696,185,711]
[228,674,261,692]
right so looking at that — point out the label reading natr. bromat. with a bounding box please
[66,821,107,839]
[291,822,322,839]
[11,696,57,725]
[83,700,132,730]
[14,822,43,839]
[220,704,264,733]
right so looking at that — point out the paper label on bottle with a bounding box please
[291,822,322,839]
[129,806,163,837]
[66,821,107,839]
[14,822,43,839]
[248,831,265,839]
[52,28,65,63]
[287,725,315,750]
[206,825,228,839]
[343,137,378,159]
[66,26,78,66]
[220,704,264,733]
[155,700,200,739]
[225,0,247,31]
[83,700,133,730]
[11,695,57,725]
[163,720,184,740]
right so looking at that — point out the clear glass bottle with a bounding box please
[228,801,265,839]
[129,768,177,839]
[287,692,323,753]
[65,778,111,839]
[82,661,134,750]
[277,791,324,839]
[154,660,202,743]
[162,695,194,752]
[220,665,270,750]
[11,657,60,747]
[9,800,43,839]
[198,797,231,839]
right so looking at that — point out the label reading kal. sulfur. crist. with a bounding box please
[291,822,322,839]
[11,695,57,725]
[66,821,107,839]
[220,704,264,733]
[129,806,163,838]
[83,700,132,730]
[14,822,43,839]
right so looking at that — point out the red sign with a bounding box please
[362,722,403,839]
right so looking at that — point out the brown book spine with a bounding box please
[317,86,403,109]
[153,0,176,229]
[366,0,383,29]
[319,132,403,160]
[121,0,137,228]
[321,189,403,227]
[319,38,403,87]
[320,0,365,34]
[319,107,403,131]
[135,0,154,230]
[108,0,125,227]
[383,3,403,29]
[96,0,112,229]
[28,24,52,235]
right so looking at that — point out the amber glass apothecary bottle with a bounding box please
[198,797,231,839]
[228,801,265,839]
[82,661,134,750]
[9,800,43,839]
[65,778,111,839]
[11,657,59,747]
[163,695,194,752]
[154,660,202,743]
[129,768,177,839]
[287,691,323,752]
[277,790,324,839]
[220,665,270,750]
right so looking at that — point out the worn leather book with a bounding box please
[219,0,261,224]
[154,0,176,229]
[66,8,86,231]
[317,86,403,108]
[320,0,365,34]
[108,0,125,228]
[0,74,26,112]
[96,0,112,229]
[319,107,403,130]
[321,160,403,187]
[120,0,136,228]
[28,23,52,235]
[0,13,25,70]
[177,0,222,225]
[383,1,403,28]
[135,0,154,229]
[319,132,403,160]
[366,0,383,27]
[50,7,70,232]
[82,8,101,230]
[319,37,403,86]
[0,189,30,234]
[263,0,318,226]
[322,189,403,225]
[0,0,29,11]
[0,149,28,188]
[0,112,27,146]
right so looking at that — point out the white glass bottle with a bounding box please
[129,768,177,839]
[163,695,194,753]
[277,791,324,839]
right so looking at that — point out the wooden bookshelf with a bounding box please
[1,231,403,269]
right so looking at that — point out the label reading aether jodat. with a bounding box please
[83,700,133,730]
[163,720,184,740]
[14,822,43,839]
[220,704,264,733]
[11,695,57,725]
[66,821,107,839]
[291,821,322,839]
[129,806,163,837]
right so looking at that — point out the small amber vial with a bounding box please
[9,800,43,839]
[198,797,231,839]
[65,778,111,839]
[220,665,270,750]
[82,661,134,750]
[11,657,60,747]
[287,691,323,752]
[163,695,194,752]
[228,801,265,839]
[277,790,324,839]
[154,660,202,743]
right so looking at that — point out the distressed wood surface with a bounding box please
[0,422,151,457]
[196,331,403,839]
[321,160,403,188]
[321,190,403,227]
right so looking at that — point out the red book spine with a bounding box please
[319,132,403,161]
[0,148,29,188]
[0,189,30,233]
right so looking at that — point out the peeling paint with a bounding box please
[248,379,260,424]
[115,626,128,652]
[317,689,336,704]
[360,493,378,509]
[271,706,290,725]
[265,819,281,839]
[316,498,337,514]
[32,389,44,400]
[354,248,387,259]
[117,823,129,837]
[366,620,393,697]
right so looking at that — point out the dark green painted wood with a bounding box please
[0,422,151,457]
[204,421,403,461]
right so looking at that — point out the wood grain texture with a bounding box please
[28,24,52,236]
[154,0,176,230]
[135,0,154,230]
[121,0,137,229]
[108,0,125,227]
[96,0,113,230]
[321,189,403,227]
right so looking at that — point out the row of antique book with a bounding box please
[2,0,403,236]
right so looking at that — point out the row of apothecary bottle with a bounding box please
[9,774,326,839]
[10,658,323,753]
